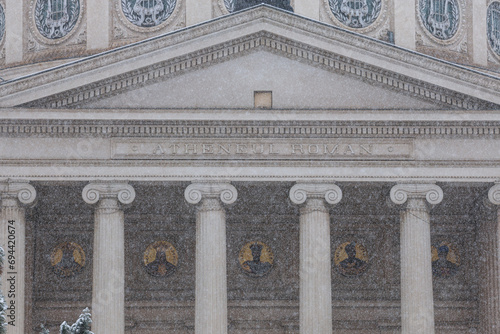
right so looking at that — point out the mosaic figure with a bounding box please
[328,0,382,28]
[419,0,459,40]
[143,241,178,277]
[51,242,86,278]
[34,0,80,39]
[488,2,500,56]
[0,4,5,44]
[239,241,274,277]
[121,0,176,27]
[334,241,368,276]
[431,242,459,278]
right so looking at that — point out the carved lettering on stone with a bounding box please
[112,139,413,160]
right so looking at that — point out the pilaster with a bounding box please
[82,182,135,334]
[185,182,237,334]
[290,183,342,334]
[86,0,110,50]
[0,180,36,334]
[472,0,488,66]
[186,0,212,26]
[393,0,416,50]
[390,183,443,334]
[294,0,320,20]
[5,0,23,64]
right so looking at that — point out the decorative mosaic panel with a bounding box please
[431,242,460,278]
[327,0,382,29]
[239,241,274,277]
[488,2,500,56]
[50,241,86,278]
[0,3,5,44]
[334,241,369,277]
[34,0,80,39]
[418,0,460,41]
[121,0,176,28]
[143,240,178,277]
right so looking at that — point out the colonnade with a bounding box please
[1,179,500,333]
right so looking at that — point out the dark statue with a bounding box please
[233,0,293,12]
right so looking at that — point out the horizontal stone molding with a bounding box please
[1,119,500,139]
[17,31,497,110]
[0,179,37,204]
[390,183,443,205]
[184,183,237,205]
[289,183,342,205]
[82,182,136,205]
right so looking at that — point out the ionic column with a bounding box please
[0,180,36,334]
[479,183,500,333]
[390,183,443,334]
[290,183,342,334]
[82,182,135,334]
[184,183,237,334]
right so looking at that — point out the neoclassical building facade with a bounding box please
[0,1,500,333]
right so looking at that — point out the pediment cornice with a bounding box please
[1,6,500,109]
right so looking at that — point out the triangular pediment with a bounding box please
[1,6,500,110]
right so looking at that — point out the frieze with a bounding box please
[112,139,413,160]
[0,8,496,109]
[1,119,500,139]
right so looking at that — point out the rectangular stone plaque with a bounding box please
[111,139,413,160]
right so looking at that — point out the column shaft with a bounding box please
[480,185,500,333]
[0,199,25,334]
[400,198,434,334]
[195,198,227,334]
[92,198,125,334]
[299,199,332,334]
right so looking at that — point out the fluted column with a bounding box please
[0,180,36,334]
[390,183,443,334]
[479,183,500,333]
[290,183,342,334]
[185,183,237,334]
[82,182,135,334]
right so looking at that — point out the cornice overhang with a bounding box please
[0,5,500,109]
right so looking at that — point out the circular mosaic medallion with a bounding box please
[334,241,368,276]
[328,0,382,29]
[488,2,500,56]
[418,0,460,40]
[239,241,274,277]
[34,0,80,39]
[121,0,176,28]
[431,242,460,278]
[51,242,85,278]
[143,241,178,277]
[0,4,5,44]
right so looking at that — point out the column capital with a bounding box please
[82,181,136,205]
[184,183,237,205]
[390,183,443,205]
[488,183,500,206]
[0,179,37,205]
[289,183,342,205]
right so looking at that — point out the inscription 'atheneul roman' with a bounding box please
[112,139,413,160]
